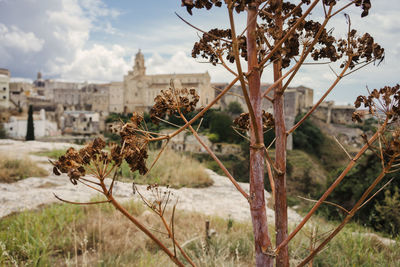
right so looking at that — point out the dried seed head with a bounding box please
[233,111,275,130]
[150,87,200,124]
[353,84,400,123]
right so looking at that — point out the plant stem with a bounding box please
[272,1,290,266]
[246,3,273,266]
[99,181,185,267]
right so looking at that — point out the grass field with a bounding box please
[0,201,398,266]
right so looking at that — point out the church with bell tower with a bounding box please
[119,49,214,113]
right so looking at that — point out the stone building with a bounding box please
[3,109,58,138]
[120,50,215,113]
[0,68,10,110]
[60,110,100,135]
[109,82,124,113]
[314,101,355,124]
[9,82,33,109]
[34,73,84,101]
[80,83,110,112]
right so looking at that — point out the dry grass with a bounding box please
[0,200,255,266]
[121,148,213,188]
[0,154,48,183]
[1,200,399,266]
[35,147,213,188]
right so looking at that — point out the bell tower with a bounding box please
[133,49,146,77]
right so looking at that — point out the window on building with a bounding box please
[9,127,13,131]
[2,87,6,91]
[83,127,87,131]
[2,96,6,99]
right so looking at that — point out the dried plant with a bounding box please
[51,1,397,266]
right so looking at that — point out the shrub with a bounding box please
[373,187,400,236]
[293,114,324,157]
[0,155,48,183]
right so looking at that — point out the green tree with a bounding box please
[0,123,7,139]
[227,101,243,115]
[293,114,324,156]
[209,111,241,143]
[26,105,35,141]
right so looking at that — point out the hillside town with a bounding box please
[0,50,356,149]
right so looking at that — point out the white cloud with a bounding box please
[58,44,130,82]
[0,24,44,53]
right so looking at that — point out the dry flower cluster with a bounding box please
[150,87,200,124]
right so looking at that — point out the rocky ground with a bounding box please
[0,139,302,224]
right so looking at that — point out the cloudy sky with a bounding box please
[0,0,399,104]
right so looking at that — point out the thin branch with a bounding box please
[77,179,104,194]
[145,139,170,176]
[283,1,303,20]
[265,159,275,204]
[175,12,232,43]
[357,177,394,211]
[213,85,244,99]
[297,196,350,214]
[328,64,339,77]
[108,168,119,195]
[329,0,358,18]
[228,3,261,143]
[196,117,204,132]
[171,201,178,257]
[265,147,283,174]
[54,193,110,205]
[287,59,351,135]
[79,177,101,186]
[333,136,352,160]
[261,61,297,98]
[342,60,374,77]
[179,111,249,200]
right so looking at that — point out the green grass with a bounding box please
[34,149,67,160]
[0,202,399,266]
[0,155,48,183]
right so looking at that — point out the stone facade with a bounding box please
[4,109,58,138]
[0,68,10,110]
[120,50,215,113]
[60,111,100,135]
[314,101,355,124]
[109,82,124,113]
[9,82,33,109]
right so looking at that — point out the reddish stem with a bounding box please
[247,3,273,266]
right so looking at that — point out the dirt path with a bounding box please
[0,139,303,224]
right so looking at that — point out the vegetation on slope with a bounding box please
[0,155,48,183]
